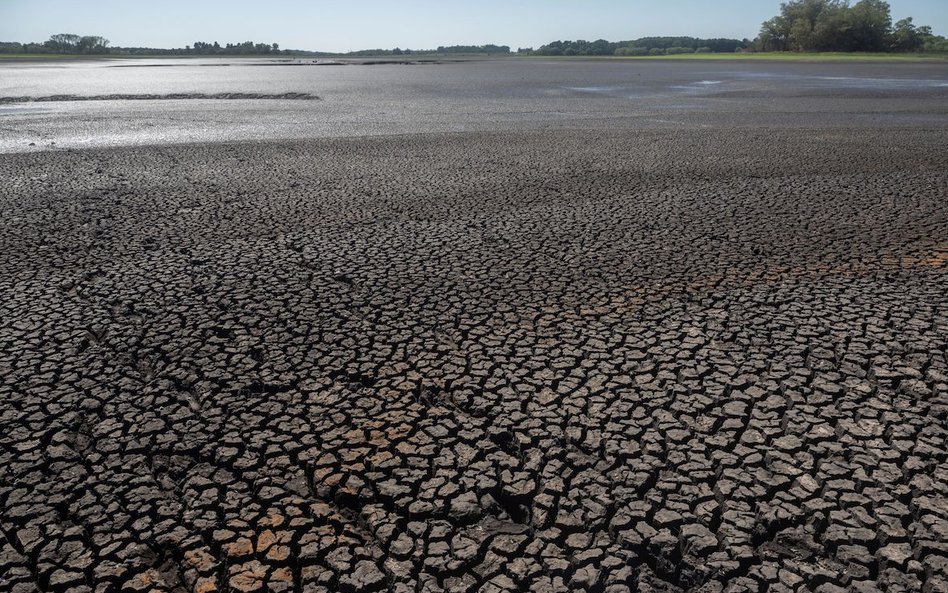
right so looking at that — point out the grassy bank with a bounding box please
[527,52,948,62]
[0,53,199,61]
[0,53,314,61]
[0,53,103,60]
[3,51,947,63]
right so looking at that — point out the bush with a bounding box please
[665,46,695,54]
[924,38,948,52]
[649,48,666,55]
[695,46,713,53]
[614,46,649,56]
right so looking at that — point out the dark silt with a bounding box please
[0,57,946,593]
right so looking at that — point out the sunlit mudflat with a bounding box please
[1,57,946,151]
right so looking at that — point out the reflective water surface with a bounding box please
[1,57,946,152]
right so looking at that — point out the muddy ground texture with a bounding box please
[1,129,946,593]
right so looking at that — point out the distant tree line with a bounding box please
[0,41,48,54]
[436,44,510,54]
[343,44,511,57]
[0,34,312,56]
[0,33,110,54]
[0,35,513,57]
[755,0,948,52]
[435,43,510,54]
[188,41,280,54]
[5,12,945,59]
[532,37,748,56]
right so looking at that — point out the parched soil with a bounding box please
[0,128,946,593]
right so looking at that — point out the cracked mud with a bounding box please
[1,127,946,593]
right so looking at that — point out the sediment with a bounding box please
[0,92,320,104]
[0,127,946,592]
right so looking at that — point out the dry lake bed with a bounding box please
[1,58,947,593]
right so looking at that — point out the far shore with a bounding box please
[2,51,947,64]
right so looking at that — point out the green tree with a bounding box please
[810,3,851,50]
[890,17,921,51]
[753,0,940,52]
[78,36,109,54]
[45,33,80,53]
[776,0,850,51]
[758,15,789,51]
[789,17,815,51]
[587,39,611,55]
[846,0,892,51]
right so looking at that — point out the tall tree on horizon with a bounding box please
[755,0,933,52]
[44,33,80,53]
[845,0,892,51]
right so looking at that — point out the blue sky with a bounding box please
[2,0,946,52]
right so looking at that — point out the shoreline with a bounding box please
[3,51,947,63]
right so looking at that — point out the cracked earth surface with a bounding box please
[1,128,946,593]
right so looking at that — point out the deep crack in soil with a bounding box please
[1,128,946,593]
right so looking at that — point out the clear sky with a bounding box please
[1,0,946,52]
